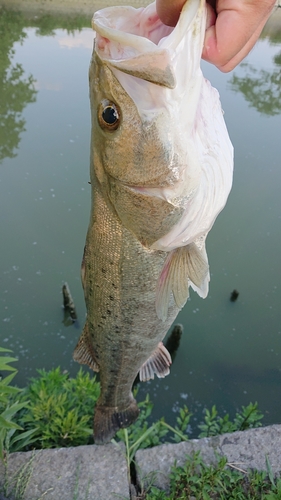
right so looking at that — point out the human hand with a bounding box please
[156,0,276,72]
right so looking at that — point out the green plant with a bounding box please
[1,449,55,500]
[264,455,281,500]
[3,450,37,500]
[198,402,263,438]
[145,452,281,500]
[168,405,191,443]
[0,347,35,461]
[112,392,169,486]
[15,367,100,449]
[116,393,169,460]
[4,362,265,457]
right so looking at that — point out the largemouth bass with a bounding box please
[73,0,233,444]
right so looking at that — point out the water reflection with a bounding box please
[230,57,281,116]
[31,13,90,37]
[0,9,37,162]
[229,9,281,116]
[0,8,92,163]
[0,4,281,430]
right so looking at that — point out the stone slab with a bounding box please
[135,424,281,492]
[0,443,129,500]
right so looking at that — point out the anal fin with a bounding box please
[73,322,99,372]
[139,342,172,382]
[156,243,209,321]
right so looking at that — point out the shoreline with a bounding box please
[1,424,281,499]
[0,0,280,41]
[0,0,152,16]
[0,0,280,23]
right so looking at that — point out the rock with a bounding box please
[135,424,281,492]
[0,443,129,500]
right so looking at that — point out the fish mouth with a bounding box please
[93,0,205,93]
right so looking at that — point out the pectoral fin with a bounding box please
[139,342,172,382]
[188,243,210,299]
[156,243,209,321]
[73,322,100,372]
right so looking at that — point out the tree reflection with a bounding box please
[0,9,37,163]
[230,56,281,116]
[229,10,281,116]
[0,7,92,163]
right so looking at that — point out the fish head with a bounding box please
[90,0,211,246]
[92,0,206,187]
[91,50,181,190]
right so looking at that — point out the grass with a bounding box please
[0,348,280,499]
[143,452,281,499]
[1,449,54,500]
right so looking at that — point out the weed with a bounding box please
[1,354,278,500]
[4,362,264,455]
[145,452,281,499]
[14,367,100,449]
[72,463,90,500]
[1,450,53,500]
[0,347,36,461]
[198,402,263,438]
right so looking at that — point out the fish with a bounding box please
[73,0,233,444]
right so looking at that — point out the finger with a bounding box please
[206,2,216,30]
[203,17,269,72]
[202,0,276,72]
[156,0,216,26]
[156,0,186,26]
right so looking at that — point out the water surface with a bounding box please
[1,8,281,433]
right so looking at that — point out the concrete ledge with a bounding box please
[1,425,281,498]
[135,424,281,492]
[0,443,129,500]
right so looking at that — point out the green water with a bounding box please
[1,8,281,433]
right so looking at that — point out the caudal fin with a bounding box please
[93,400,139,445]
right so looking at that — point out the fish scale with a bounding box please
[74,0,233,444]
[76,183,178,443]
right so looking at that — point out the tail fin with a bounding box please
[93,399,139,445]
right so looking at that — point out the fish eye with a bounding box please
[98,100,120,131]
